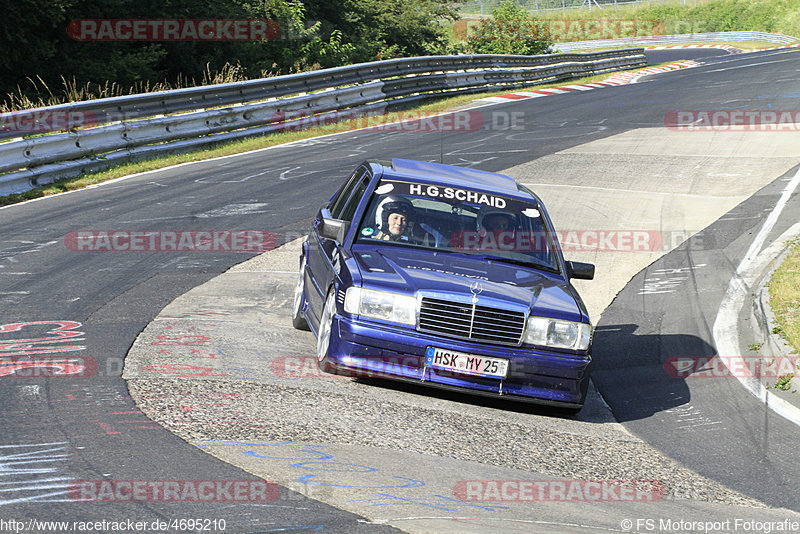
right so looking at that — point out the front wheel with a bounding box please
[316,287,337,373]
[291,256,310,331]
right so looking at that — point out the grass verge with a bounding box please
[0,61,690,208]
[460,0,800,42]
[769,239,800,356]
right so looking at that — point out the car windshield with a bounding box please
[354,178,559,272]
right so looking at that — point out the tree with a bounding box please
[467,0,552,55]
[0,0,463,108]
[306,0,459,63]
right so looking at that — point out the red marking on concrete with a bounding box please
[150,335,212,346]
[158,312,230,319]
[141,363,229,377]
[94,422,121,435]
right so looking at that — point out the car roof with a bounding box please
[376,158,529,198]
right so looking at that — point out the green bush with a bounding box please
[466,0,553,55]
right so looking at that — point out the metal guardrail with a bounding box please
[0,52,644,145]
[553,31,798,51]
[0,49,646,196]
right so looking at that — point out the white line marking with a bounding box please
[0,443,69,449]
[706,56,800,73]
[18,385,41,397]
[712,164,800,427]
[475,97,510,103]
[560,85,594,91]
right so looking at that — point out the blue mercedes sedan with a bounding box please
[292,159,595,412]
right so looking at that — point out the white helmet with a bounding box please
[375,195,415,230]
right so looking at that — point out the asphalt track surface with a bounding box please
[2,47,800,531]
[644,48,739,65]
[593,48,800,510]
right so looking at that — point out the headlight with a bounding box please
[525,317,592,351]
[344,287,417,326]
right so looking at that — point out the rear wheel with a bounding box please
[316,287,337,373]
[291,256,309,330]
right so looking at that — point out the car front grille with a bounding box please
[418,297,525,346]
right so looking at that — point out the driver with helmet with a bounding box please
[478,209,516,232]
[373,196,414,241]
[370,195,440,246]
[474,208,519,252]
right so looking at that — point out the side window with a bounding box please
[339,173,370,222]
[330,166,366,218]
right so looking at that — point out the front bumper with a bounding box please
[327,314,591,407]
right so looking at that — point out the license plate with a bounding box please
[425,347,509,379]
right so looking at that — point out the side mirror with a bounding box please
[567,260,594,280]
[319,217,349,243]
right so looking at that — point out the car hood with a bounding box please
[352,245,583,321]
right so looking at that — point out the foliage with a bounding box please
[530,0,800,37]
[307,0,458,62]
[0,0,459,109]
[466,0,553,55]
[769,238,800,357]
[773,373,795,391]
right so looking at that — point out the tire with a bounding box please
[316,287,337,373]
[291,256,310,331]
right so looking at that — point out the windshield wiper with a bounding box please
[477,254,559,273]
